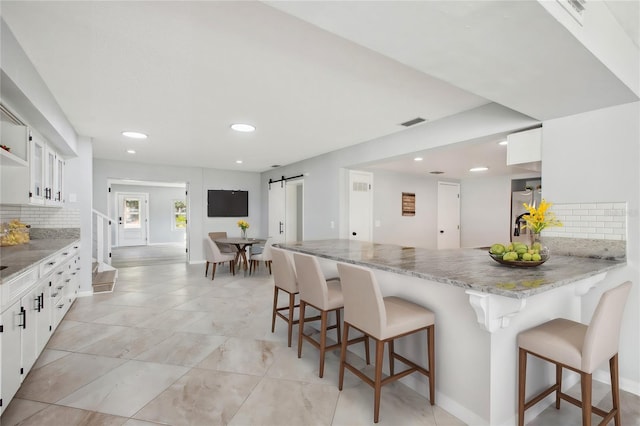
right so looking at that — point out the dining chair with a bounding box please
[208,232,236,254]
[294,252,369,378]
[250,237,273,275]
[337,262,435,423]
[517,281,632,426]
[205,237,236,280]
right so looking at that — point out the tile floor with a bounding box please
[2,262,639,425]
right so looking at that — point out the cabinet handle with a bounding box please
[56,285,64,290]
[65,279,71,283]
[48,261,56,266]
[51,292,59,297]
[19,306,26,329]
[57,303,65,309]
[63,252,69,256]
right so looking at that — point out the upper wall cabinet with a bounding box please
[1,129,65,207]
[1,104,29,167]
[507,127,542,172]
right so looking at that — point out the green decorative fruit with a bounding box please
[490,244,506,255]
[532,253,542,261]
[503,251,519,261]
[521,253,532,261]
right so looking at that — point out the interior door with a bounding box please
[117,193,148,246]
[437,181,460,249]
[268,180,286,243]
[349,170,373,242]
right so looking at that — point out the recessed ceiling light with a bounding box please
[470,167,489,172]
[126,149,136,154]
[414,157,423,161]
[230,123,255,132]
[122,131,148,139]
[498,140,508,146]
[236,160,243,164]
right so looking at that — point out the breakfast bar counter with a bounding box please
[277,239,625,426]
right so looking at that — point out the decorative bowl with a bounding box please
[488,252,549,267]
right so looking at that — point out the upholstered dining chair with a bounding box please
[208,232,236,255]
[250,237,273,275]
[205,237,236,280]
[517,281,632,426]
[294,252,369,378]
[337,262,435,423]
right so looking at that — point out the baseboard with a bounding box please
[77,290,94,298]
[189,260,206,265]
[435,391,488,426]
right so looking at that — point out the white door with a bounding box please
[269,180,286,243]
[437,182,460,249]
[117,192,148,246]
[286,180,304,242]
[349,170,373,242]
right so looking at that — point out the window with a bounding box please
[124,198,141,228]
[173,199,187,230]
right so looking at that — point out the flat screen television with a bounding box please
[207,190,248,217]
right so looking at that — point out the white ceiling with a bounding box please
[1,1,638,175]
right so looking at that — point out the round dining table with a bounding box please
[213,237,266,273]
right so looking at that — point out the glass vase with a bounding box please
[241,229,247,239]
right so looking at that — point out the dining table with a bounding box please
[213,237,266,274]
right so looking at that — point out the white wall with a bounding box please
[371,170,445,248]
[64,138,93,294]
[93,159,261,262]
[111,184,186,244]
[542,101,640,392]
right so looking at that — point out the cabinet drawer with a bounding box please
[1,267,38,311]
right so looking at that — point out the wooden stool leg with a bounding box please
[319,310,328,378]
[556,364,563,409]
[205,261,209,277]
[271,287,279,333]
[335,308,342,344]
[388,340,395,375]
[428,325,435,405]
[374,340,385,423]
[211,263,217,280]
[287,292,295,348]
[581,372,592,426]
[339,322,350,390]
[364,335,370,365]
[518,348,527,426]
[298,301,306,358]
[610,354,621,426]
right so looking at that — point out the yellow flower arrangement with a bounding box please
[522,199,563,234]
[237,220,250,231]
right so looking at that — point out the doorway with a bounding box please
[348,170,373,242]
[437,181,460,249]
[116,192,149,247]
[268,177,304,243]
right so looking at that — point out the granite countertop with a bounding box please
[276,239,626,299]
[0,238,80,283]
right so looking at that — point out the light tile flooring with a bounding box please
[2,262,639,425]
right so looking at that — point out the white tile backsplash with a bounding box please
[544,202,627,241]
[0,205,80,228]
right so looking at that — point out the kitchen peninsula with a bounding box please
[277,239,625,426]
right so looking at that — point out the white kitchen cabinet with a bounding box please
[507,127,542,171]
[0,129,65,206]
[0,299,23,415]
[0,241,80,413]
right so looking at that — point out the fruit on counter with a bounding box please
[0,219,30,246]
[489,241,545,262]
[489,243,505,255]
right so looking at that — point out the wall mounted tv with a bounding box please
[207,190,248,217]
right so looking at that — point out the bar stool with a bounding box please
[293,252,369,378]
[270,247,317,347]
[518,281,632,426]
[337,262,435,423]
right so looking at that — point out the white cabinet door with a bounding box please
[29,133,46,205]
[1,300,24,415]
[35,279,52,354]
[20,288,39,375]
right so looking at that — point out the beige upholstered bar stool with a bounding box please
[294,252,369,378]
[518,281,632,426]
[337,262,435,423]
[270,247,314,347]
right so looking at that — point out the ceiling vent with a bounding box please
[429,171,445,175]
[400,117,426,127]
[557,0,586,25]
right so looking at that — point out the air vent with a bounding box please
[429,171,445,175]
[556,0,586,24]
[271,165,281,168]
[400,117,426,127]
[352,182,369,192]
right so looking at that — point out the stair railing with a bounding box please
[92,209,115,266]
